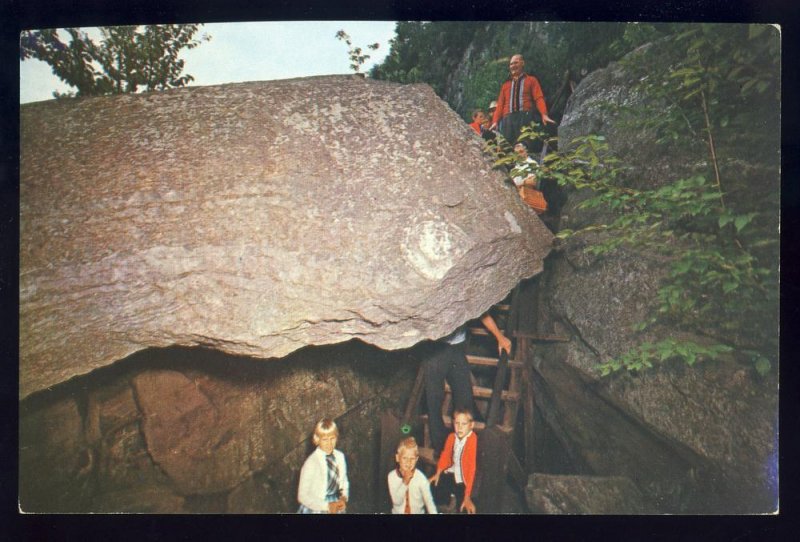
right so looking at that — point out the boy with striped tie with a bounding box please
[297,418,349,513]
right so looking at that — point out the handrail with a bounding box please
[486,283,522,427]
[401,362,426,428]
[510,332,569,342]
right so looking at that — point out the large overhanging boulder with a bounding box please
[20,75,553,399]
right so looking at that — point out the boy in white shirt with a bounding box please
[387,437,437,514]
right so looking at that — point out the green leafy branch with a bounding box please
[335,30,380,75]
[20,25,210,98]
[595,339,735,376]
[496,126,776,376]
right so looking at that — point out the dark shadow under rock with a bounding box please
[19,340,419,513]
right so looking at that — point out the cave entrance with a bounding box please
[19,340,422,513]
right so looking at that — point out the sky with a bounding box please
[19,21,398,104]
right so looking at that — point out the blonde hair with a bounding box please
[311,418,339,445]
[452,408,474,422]
[396,436,419,455]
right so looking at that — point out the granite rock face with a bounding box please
[19,396,94,512]
[526,473,653,515]
[531,42,779,512]
[20,76,553,398]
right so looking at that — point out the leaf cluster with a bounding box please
[614,24,780,163]
[20,25,210,98]
[335,30,380,75]
[595,339,735,376]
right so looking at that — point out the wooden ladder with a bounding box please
[412,291,524,465]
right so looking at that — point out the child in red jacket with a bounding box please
[429,408,477,514]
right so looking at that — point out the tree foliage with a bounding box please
[370,21,479,96]
[20,25,210,98]
[371,22,639,121]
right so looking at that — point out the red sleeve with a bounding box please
[436,434,455,473]
[492,81,508,126]
[528,75,548,118]
[463,432,477,499]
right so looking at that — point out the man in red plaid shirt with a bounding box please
[490,54,555,145]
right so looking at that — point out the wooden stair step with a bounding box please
[444,383,519,401]
[420,414,486,432]
[466,354,522,368]
[420,414,515,435]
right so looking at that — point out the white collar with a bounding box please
[316,447,336,458]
